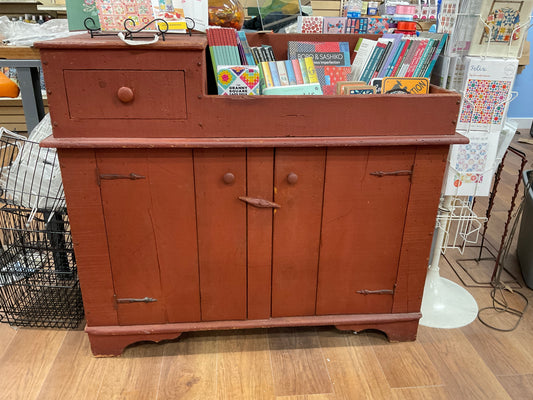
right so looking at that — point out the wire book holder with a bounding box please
[478,15,533,60]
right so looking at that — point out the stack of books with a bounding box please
[259,57,323,95]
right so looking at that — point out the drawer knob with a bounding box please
[223,172,235,184]
[287,172,298,184]
[117,86,134,103]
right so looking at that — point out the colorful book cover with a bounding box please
[423,33,449,78]
[457,56,518,132]
[382,77,430,94]
[391,39,411,76]
[259,61,274,88]
[360,42,387,83]
[405,39,429,77]
[377,34,403,78]
[345,85,376,95]
[287,41,351,67]
[284,60,297,85]
[385,38,407,77]
[323,17,347,33]
[297,15,325,33]
[367,17,391,34]
[468,0,533,58]
[349,38,377,80]
[304,57,319,84]
[276,61,290,86]
[237,31,256,66]
[268,61,281,86]
[397,39,420,77]
[443,130,500,196]
[292,59,304,84]
[298,58,310,84]
[323,66,352,85]
[413,38,436,77]
[96,0,154,31]
[216,65,261,95]
[371,40,394,80]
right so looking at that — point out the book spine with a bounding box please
[252,47,263,64]
[260,61,274,88]
[385,39,406,77]
[299,58,310,84]
[269,61,281,86]
[360,43,386,84]
[237,31,256,66]
[393,39,413,76]
[350,39,377,81]
[406,39,428,77]
[276,60,289,86]
[423,34,448,78]
[262,45,276,62]
[372,41,392,80]
[378,38,402,78]
[292,59,304,84]
[284,60,297,85]
[304,57,319,84]
[414,39,436,77]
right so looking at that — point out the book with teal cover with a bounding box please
[268,61,281,86]
[413,39,435,77]
[263,83,323,95]
[423,34,448,78]
[360,43,386,83]
[284,60,297,85]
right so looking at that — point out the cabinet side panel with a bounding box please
[247,149,274,320]
[147,149,201,323]
[316,147,415,315]
[194,149,247,321]
[272,148,326,317]
[96,150,167,325]
[58,149,118,326]
[393,146,449,313]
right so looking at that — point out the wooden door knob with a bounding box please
[223,172,235,184]
[117,87,134,103]
[287,172,298,184]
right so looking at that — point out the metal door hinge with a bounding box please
[370,169,412,178]
[356,289,394,295]
[96,170,146,186]
[115,296,157,304]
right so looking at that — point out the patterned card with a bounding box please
[457,57,518,133]
[367,17,390,34]
[323,17,347,33]
[96,0,154,31]
[443,130,499,196]
[216,66,260,95]
[297,16,324,33]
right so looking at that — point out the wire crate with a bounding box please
[0,205,83,328]
[0,119,83,329]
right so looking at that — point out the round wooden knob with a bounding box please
[117,87,134,103]
[223,172,235,184]
[287,172,298,184]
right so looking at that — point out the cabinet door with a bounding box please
[271,148,326,317]
[316,147,415,315]
[194,149,247,321]
[97,149,201,326]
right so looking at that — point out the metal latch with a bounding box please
[115,296,157,304]
[369,169,412,178]
[356,289,394,295]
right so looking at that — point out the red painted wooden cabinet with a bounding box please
[37,33,466,356]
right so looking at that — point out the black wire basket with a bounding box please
[0,122,83,329]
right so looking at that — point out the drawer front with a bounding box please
[64,69,186,120]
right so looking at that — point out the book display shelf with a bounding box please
[37,33,467,356]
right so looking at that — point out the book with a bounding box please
[268,61,281,87]
[336,80,366,94]
[262,45,276,62]
[468,0,533,58]
[287,41,351,67]
[291,59,304,84]
[349,38,377,80]
[405,39,429,77]
[390,38,411,76]
[456,56,518,132]
[397,38,421,77]
[237,31,256,65]
[259,61,274,88]
[360,41,387,83]
[384,38,407,77]
[297,15,325,33]
[323,66,352,86]
[344,85,376,95]
[377,34,403,78]
[423,33,449,78]
[304,57,319,84]
[251,47,264,64]
[284,60,297,85]
[382,77,430,94]
[413,39,437,77]
[276,61,289,86]
[371,40,394,80]
[323,17,347,33]
[299,58,310,84]
[216,65,260,95]
[263,83,323,95]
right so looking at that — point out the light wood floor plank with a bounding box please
[417,327,512,399]
[268,327,333,397]
[390,386,449,400]
[276,394,337,400]
[497,374,533,399]
[157,331,218,400]
[0,328,67,400]
[0,323,17,359]
[95,341,165,400]
[36,330,104,400]
[216,329,275,400]
[371,332,442,388]
[317,328,393,400]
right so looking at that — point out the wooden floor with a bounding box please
[1,132,533,400]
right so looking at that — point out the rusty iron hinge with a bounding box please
[96,171,146,186]
[115,296,157,304]
[356,289,394,295]
[239,196,281,209]
[370,169,413,178]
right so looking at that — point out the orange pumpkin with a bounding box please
[0,71,20,98]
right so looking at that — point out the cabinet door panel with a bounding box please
[316,147,415,315]
[272,148,326,317]
[194,149,247,321]
[97,149,201,325]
